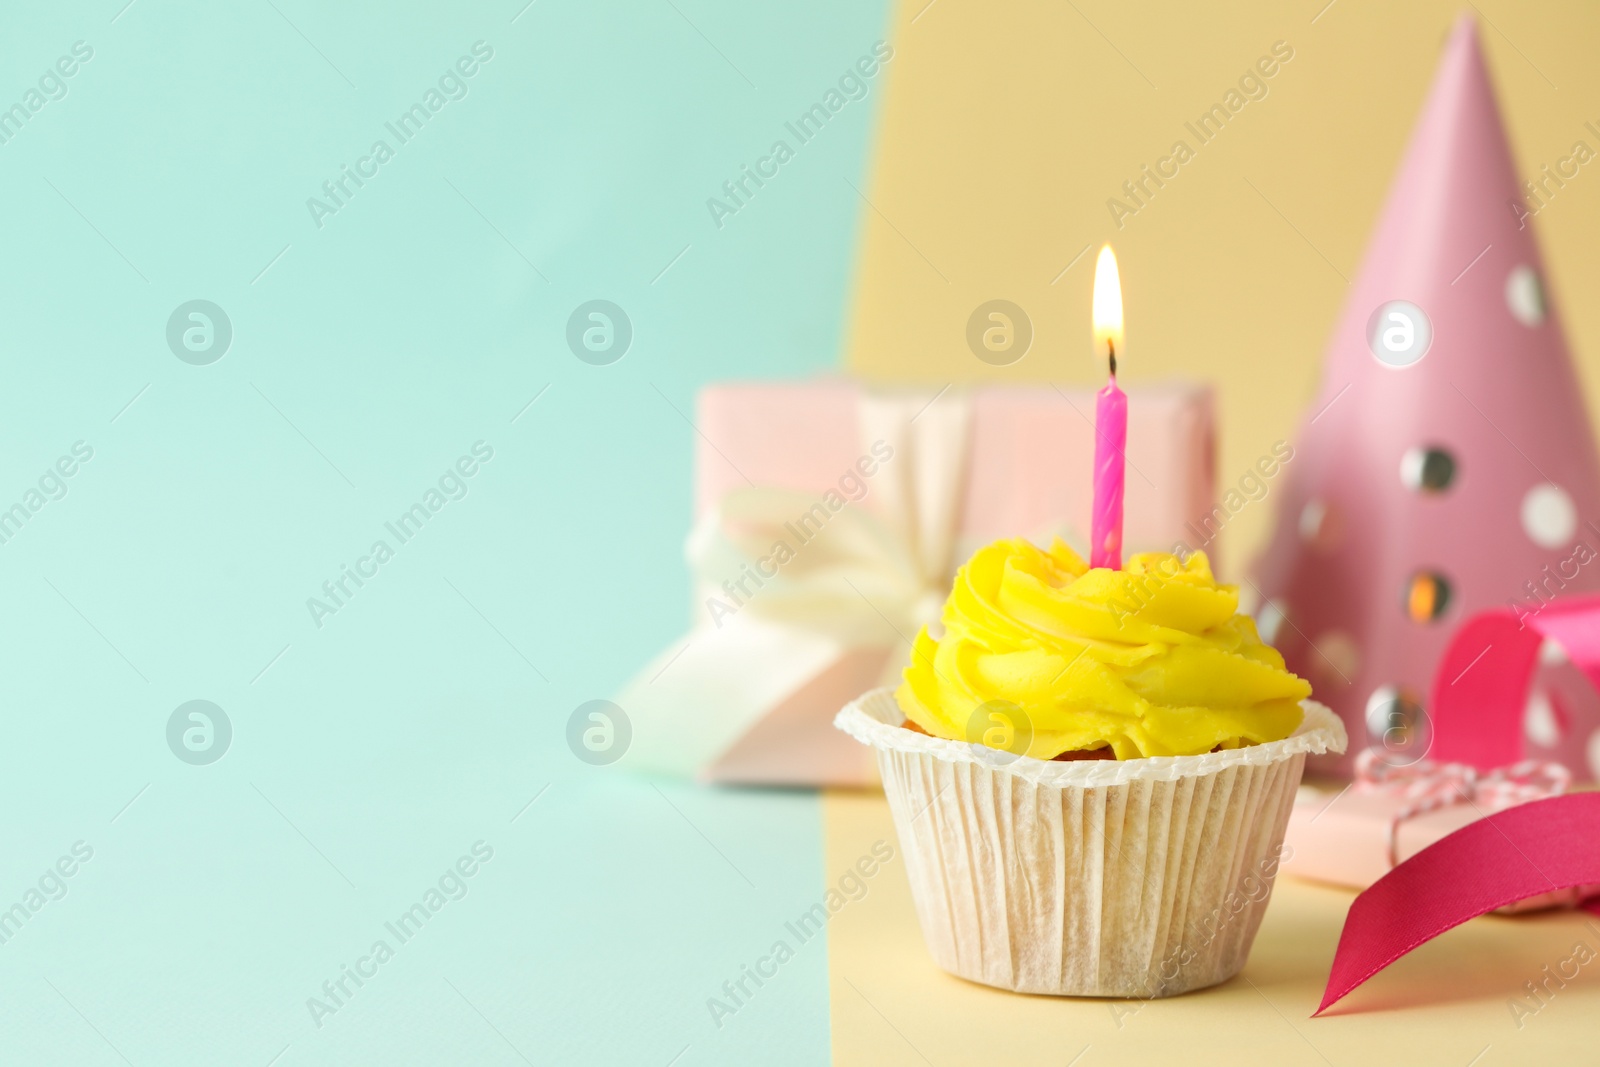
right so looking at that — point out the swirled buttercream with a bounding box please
[895,538,1309,759]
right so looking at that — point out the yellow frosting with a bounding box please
[895,537,1309,760]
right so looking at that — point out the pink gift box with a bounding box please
[695,379,1217,556]
[628,377,1221,787]
[1283,779,1594,912]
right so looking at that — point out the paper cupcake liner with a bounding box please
[835,689,1347,997]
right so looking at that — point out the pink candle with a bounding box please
[1090,245,1127,571]
[1091,376,1127,569]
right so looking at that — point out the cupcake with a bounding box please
[835,536,1345,997]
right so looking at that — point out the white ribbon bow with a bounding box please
[617,390,985,783]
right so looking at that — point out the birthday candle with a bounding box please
[1090,244,1127,571]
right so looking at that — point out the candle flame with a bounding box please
[1092,244,1124,372]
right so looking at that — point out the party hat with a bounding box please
[1249,13,1600,777]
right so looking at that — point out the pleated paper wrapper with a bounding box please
[835,689,1347,997]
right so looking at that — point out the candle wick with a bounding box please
[1107,340,1117,379]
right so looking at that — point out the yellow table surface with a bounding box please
[823,790,1600,1065]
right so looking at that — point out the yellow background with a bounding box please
[832,3,1600,1061]
[846,0,1600,577]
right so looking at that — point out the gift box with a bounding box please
[1283,759,1590,913]
[618,378,1218,787]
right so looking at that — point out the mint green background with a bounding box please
[0,2,889,1063]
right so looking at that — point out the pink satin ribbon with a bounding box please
[1318,595,1600,1014]
[1317,792,1600,1014]
[1428,593,1600,769]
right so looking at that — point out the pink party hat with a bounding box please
[1250,13,1600,778]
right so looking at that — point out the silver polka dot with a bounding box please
[1365,686,1429,765]
[1404,571,1453,622]
[1399,446,1456,493]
